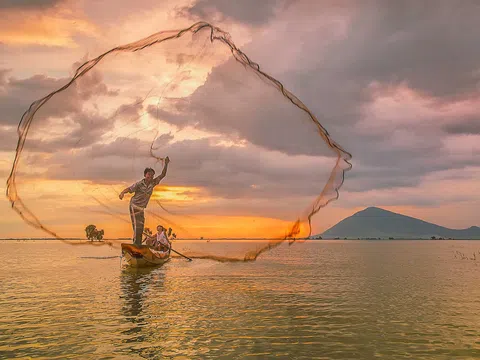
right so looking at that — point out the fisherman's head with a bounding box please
[144,167,155,183]
[157,225,164,232]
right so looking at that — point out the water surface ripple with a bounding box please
[1,240,479,359]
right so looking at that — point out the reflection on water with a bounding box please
[1,240,480,359]
[121,268,157,332]
[119,267,165,359]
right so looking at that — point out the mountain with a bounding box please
[320,207,480,239]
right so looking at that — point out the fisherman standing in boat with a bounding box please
[119,157,170,246]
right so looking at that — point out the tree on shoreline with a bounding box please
[85,225,105,241]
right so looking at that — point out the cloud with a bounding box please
[181,0,283,25]
[0,1,97,47]
[191,1,480,203]
[443,117,480,135]
[342,1,480,99]
[0,0,63,9]
[0,69,9,86]
[339,166,480,209]
[0,69,79,126]
[111,6,479,207]
[0,126,17,151]
[442,134,480,159]
[43,135,334,199]
[151,57,341,159]
[0,68,113,124]
[6,2,480,218]
[0,67,119,152]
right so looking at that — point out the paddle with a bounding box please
[143,231,192,262]
[169,247,193,262]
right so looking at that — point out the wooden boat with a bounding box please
[121,243,171,268]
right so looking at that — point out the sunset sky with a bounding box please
[1,0,478,239]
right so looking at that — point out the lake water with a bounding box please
[1,240,480,359]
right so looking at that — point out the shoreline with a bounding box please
[1,238,480,241]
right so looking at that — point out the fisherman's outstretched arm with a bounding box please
[154,156,170,183]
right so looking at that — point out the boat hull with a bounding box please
[121,243,170,268]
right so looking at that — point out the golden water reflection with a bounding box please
[1,240,480,359]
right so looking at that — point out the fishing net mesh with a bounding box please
[6,22,351,261]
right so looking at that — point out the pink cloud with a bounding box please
[360,83,480,134]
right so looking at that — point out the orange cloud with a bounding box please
[0,5,97,47]
[151,185,204,203]
[142,214,296,239]
[3,177,302,239]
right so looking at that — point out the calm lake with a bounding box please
[1,240,479,359]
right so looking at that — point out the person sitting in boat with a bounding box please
[153,225,171,252]
[144,233,156,247]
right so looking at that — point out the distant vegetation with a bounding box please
[168,227,177,240]
[85,225,104,241]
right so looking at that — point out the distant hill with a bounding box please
[320,207,480,239]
